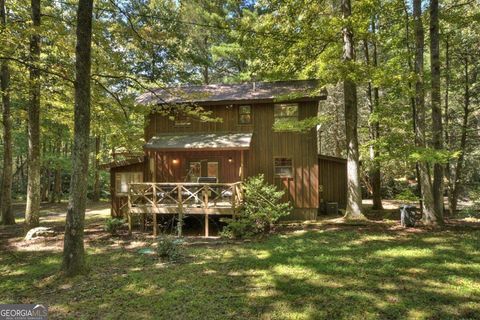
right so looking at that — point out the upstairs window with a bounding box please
[274,157,293,178]
[238,105,252,124]
[274,103,298,124]
[115,172,143,195]
[174,113,191,127]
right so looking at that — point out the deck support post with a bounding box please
[127,188,132,236]
[204,214,209,237]
[240,150,245,181]
[127,212,132,236]
[152,183,158,236]
[152,213,158,236]
[177,184,183,237]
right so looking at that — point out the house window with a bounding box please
[238,105,252,124]
[274,158,293,178]
[274,103,298,124]
[174,113,191,127]
[115,172,143,195]
[207,161,219,179]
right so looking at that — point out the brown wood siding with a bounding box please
[248,101,319,210]
[145,104,254,141]
[318,156,347,209]
[153,150,243,183]
[110,161,146,217]
[145,101,320,213]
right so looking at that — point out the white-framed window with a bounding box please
[115,172,143,195]
[274,157,293,178]
[274,103,298,124]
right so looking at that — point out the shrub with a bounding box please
[221,174,292,238]
[104,218,125,235]
[395,188,419,203]
[469,187,480,211]
[157,235,184,261]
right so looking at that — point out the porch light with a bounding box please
[228,157,233,163]
[172,159,179,165]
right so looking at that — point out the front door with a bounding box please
[188,160,220,182]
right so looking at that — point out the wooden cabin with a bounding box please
[103,80,347,236]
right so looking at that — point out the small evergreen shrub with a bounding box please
[221,174,292,238]
[157,235,184,261]
[104,218,125,235]
[395,188,419,203]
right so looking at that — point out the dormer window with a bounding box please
[238,105,252,124]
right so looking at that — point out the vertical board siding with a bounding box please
[318,156,347,209]
[110,162,146,217]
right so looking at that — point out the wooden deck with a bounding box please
[127,182,243,236]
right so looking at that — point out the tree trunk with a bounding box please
[342,0,364,219]
[92,136,100,202]
[402,0,423,212]
[62,0,94,276]
[50,140,62,203]
[413,0,436,221]
[0,0,14,225]
[450,58,471,214]
[25,0,41,228]
[53,168,62,203]
[363,18,383,211]
[444,37,453,215]
[203,36,209,84]
[429,0,444,225]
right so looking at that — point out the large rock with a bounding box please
[25,227,56,240]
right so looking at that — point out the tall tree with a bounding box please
[429,0,444,225]
[342,0,364,219]
[92,136,100,202]
[25,0,41,228]
[449,57,471,214]
[0,0,14,225]
[62,0,94,276]
[364,16,383,211]
[413,0,436,223]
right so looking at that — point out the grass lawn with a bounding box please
[1,202,479,319]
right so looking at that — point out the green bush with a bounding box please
[104,218,125,235]
[157,235,184,261]
[395,188,419,203]
[469,187,480,210]
[221,174,292,238]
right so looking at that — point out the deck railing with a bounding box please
[127,182,243,235]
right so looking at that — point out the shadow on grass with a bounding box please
[1,227,479,319]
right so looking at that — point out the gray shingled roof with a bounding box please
[99,157,144,170]
[144,133,253,150]
[136,80,326,105]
